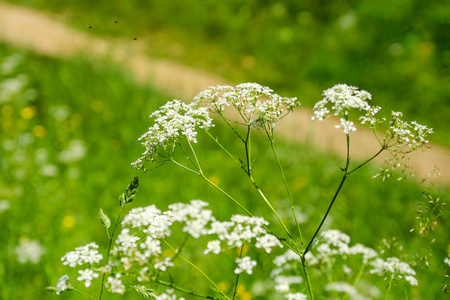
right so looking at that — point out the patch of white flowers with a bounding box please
[370,257,418,286]
[132,100,214,169]
[194,82,301,129]
[312,84,433,151]
[51,200,281,297]
[271,229,417,298]
[15,237,46,264]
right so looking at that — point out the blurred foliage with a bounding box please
[8,0,450,145]
[0,44,448,299]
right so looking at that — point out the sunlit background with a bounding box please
[0,1,449,299]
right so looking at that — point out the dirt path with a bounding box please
[1,2,449,185]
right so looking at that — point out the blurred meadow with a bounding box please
[0,1,449,299]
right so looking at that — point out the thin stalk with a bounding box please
[348,146,385,175]
[155,279,221,300]
[205,130,241,166]
[163,240,230,300]
[201,173,253,217]
[217,109,245,143]
[99,206,124,300]
[187,139,202,172]
[301,256,315,300]
[304,133,351,256]
[384,277,393,300]
[244,127,252,175]
[232,246,244,300]
[73,287,97,300]
[269,135,304,247]
[170,158,201,175]
[248,175,296,247]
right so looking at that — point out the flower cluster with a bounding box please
[51,200,281,298]
[271,229,416,298]
[370,257,418,286]
[48,275,72,295]
[61,242,103,268]
[312,83,371,121]
[132,100,213,170]
[388,111,433,150]
[312,84,433,150]
[15,237,46,264]
[234,256,257,274]
[194,83,300,130]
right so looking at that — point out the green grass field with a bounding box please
[0,43,448,299]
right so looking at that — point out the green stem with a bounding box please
[73,287,97,300]
[269,135,304,248]
[348,146,385,175]
[301,256,315,300]
[201,173,253,217]
[248,175,296,247]
[244,127,252,175]
[384,276,393,300]
[163,240,230,300]
[232,246,244,300]
[170,158,201,175]
[304,133,351,256]
[155,279,221,300]
[187,139,202,172]
[99,206,124,300]
[304,172,348,256]
[205,130,241,166]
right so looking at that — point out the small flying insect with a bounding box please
[133,37,137,41]
[87,25,92,29]
[115,20,119,24]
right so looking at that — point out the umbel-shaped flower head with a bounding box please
[132,100,213,170]
[194,82,301,130]
[312,84,433,151]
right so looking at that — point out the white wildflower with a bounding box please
[444,255,450,267]
[0,200,10,213]
[273,250,299,267]
[335,118,357,134]
[40,164,59,177]
[156,289,185,300]
[58,140,87,163]
[77,268,99,287]
[132,100,214,169]
[322,229,351,248]
[122,205,162,228]
[15,237,45,264]
[325,282,361,298]
[0,53,23,75]
[116,228,140,251]
[235,256,257,275]
[370,257,417,286]
[349,244,378,263]
[274,275,303,293]
[140,237,162,258]
[204,240,222,254]
[154,257,174,272]
[61,242,103,267]
[194,83,300,130]
[143,213,173,239]
[285,292,307,300]
[388,111,433,150]
[106,274,125,294]
[53,275,72,295]
[313,84,371,120]
[255,234,283,253]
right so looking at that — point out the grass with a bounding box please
[6,0,450,146]
[0,43,448,299]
